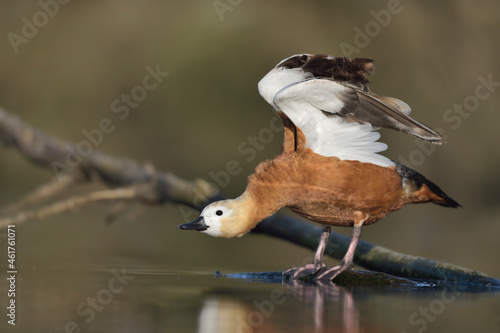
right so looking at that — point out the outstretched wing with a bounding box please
[273,79,395,167]
[273,78,444,166]
[343,84,443,144]
[259,54,444,167]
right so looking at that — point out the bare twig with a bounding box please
[0,185,145,227]
[0,173,82,216]
[105,201,131,224]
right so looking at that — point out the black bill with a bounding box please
[178,216,208,231]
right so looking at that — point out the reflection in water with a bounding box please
[287,280,360,333]
[198,298,250,333]
[197,280,361,333]
[9,266,498,332]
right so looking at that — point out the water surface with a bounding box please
[4,260,499,333]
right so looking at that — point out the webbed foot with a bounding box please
[315,262,353,281]
[284,262,327,279]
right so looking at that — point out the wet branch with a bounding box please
[0,107,498,288]
[253,216,500,288]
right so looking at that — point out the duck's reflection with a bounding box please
[198,298,251,333]
[288,280,360,333]
[197,280,360,333]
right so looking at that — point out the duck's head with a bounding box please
[258,54,313,109]
[178,195,257,238]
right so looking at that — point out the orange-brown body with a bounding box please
[244,112,453,229]
[248,151,405,227]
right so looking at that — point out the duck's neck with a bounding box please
[244,180,285,219]
[220,192,256,237]
[230,189,278,233]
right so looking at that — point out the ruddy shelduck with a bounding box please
[179,54,460,281]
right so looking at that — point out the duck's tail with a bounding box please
[395,162,461,208]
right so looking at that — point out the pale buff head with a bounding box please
[178,194,258,238]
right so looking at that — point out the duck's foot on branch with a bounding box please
[283,263,354,283]
[283,262,327,279]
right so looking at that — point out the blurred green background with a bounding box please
[0,0,499,278]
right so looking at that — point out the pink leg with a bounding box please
[284,226,331,279]
[315,225,362,281]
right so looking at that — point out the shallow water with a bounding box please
[4,260,499,333]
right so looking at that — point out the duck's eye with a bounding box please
[216,210,223,216]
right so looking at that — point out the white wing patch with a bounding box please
[273,79,395,167]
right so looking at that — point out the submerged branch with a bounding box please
[223,269,421,288]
